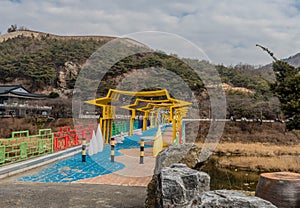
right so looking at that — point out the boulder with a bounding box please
[160,164,210,208]
[146,163,210,208]
[189,190,277,208]
[154,143,205,175]
[146,144,210,208]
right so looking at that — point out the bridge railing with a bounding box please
[0,120,144,166]
[0,129,53,166]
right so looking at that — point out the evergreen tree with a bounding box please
[7,24,17,33]
[257,44,300,130]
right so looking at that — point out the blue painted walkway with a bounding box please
[18,127,162,183]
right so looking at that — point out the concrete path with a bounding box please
[76,148,155,186]
[0,182,146,208]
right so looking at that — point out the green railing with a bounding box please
[0,129,53,166]
[112,120,139,136]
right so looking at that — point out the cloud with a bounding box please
[0,0,300,65]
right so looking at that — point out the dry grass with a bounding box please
[0,118,75,138]
[213,142,300,157]
[218,156,300,172]
[191,121,300,145]
[0,118,37,138]
[196,142,300,172]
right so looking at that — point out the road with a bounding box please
[0,182,146,208]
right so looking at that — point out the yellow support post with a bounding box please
[99,118,104,144]
[103,119,107,144]
[172,118,177,142]
[143,111,149,131]
[129,110,136,136]
[107,119,110,142]
[100,118,103,128]
[110,119,113,139]
[106,119,110,144]
[170,107,176,141]
[150,112,154,128]
[169,108,173,124]
[130,118,134,135]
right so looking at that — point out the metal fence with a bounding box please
[0,129,53,166]
[0,120,143,167]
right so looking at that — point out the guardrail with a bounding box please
[111,120,142,135]
[0,129,53,166]
[0,120,146,167]
[182,118,279,123]
[0,103,52,110]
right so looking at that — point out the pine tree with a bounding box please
[257,44,300,130]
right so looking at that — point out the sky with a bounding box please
[1,0,300,66]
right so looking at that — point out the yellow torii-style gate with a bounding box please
[85,89,191,144]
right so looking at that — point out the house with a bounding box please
[0,85,51,117]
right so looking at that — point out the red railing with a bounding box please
[74,124,95,143]
[53,124,95,152]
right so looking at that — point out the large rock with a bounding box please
[146,163,210,208]
[146,144,210,208]
[160,164,210,208]
[189,190,277,208]
[154,143,205,175]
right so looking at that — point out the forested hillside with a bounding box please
[0,30,297,120]
[0,31,112,91]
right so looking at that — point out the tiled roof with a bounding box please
[0,85,46,98]
[0,85,21,94]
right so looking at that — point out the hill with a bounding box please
[0,30,294,120]
[258,52,300,76]
[0,30,116,43]
[0,30,117,96]
[282,52,300,67]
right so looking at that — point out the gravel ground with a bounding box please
[0,182,146,208]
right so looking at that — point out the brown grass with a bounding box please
[188,121,300,145]
[0,118,37,138]
[218,156,300,172]
[0,118,75,139]
[213,142,300,157]
[196,142,300,173]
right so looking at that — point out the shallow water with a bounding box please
[200,157,260,191]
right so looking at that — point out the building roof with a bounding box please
[0,85,47,99]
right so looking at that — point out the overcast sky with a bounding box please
[1,0,300,65]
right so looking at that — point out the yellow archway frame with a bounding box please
[86,89,191,144]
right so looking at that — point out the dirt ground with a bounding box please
[0,182,146,208]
